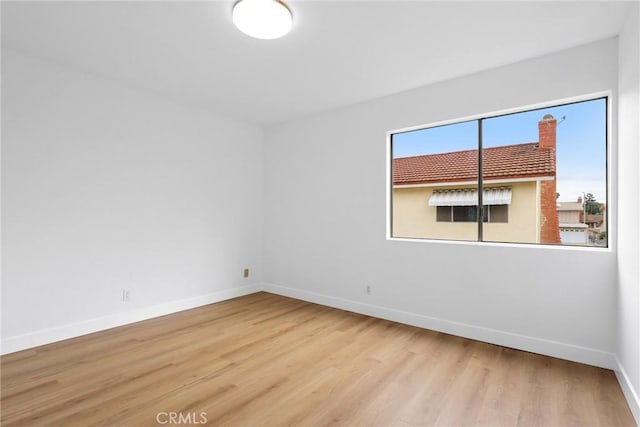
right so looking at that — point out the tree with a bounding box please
[584,193,601,215]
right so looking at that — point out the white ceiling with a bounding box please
[1,1,632,126]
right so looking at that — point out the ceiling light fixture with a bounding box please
[232,0,293,40]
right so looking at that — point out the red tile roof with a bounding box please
[393,142,555,186]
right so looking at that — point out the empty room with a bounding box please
[2,1,639,425]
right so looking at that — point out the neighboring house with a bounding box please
[557,197,607,245]
[586,213,605,229]
[586,204,606,233]
[557,197,588,245]
[393,115,560,244]
[558,197,584,224]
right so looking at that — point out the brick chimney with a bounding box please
[538,114,561,244]
[538,114,557,150]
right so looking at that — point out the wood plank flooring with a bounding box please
[1,292,635,426]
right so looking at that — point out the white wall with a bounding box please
[264,38,619,368]
[1,50,264,352]
[617,1,640,421]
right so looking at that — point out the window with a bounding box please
[453,206,478,222]
[390,97,608,247]
[436,206,452,222]
[489,205,508,223]
[437,205,507,223]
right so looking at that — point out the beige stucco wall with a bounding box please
[392,181,539,243]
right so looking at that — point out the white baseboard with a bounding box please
[615,357,640,425]
[4,281,619,370]
[3,281,634,420]
[1,283,262,355]
[262,282,617,370]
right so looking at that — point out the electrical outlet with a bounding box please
[122,289,131,302]
[243,268,249,278]
[366,285,371,295]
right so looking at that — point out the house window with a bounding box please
[453,206,478,222]
[489,205,508,223]
[436,205,508,223]
[390,97,608,247]
[436,206,452,222]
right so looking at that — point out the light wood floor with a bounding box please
[1,292,635,426]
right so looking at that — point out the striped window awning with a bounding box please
[428,187,512,206]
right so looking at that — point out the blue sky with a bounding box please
[392,98,607,203]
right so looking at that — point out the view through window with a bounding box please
[391,97,608,247]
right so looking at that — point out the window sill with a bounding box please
[386,236,612,253]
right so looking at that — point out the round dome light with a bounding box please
[232,0,293,40]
